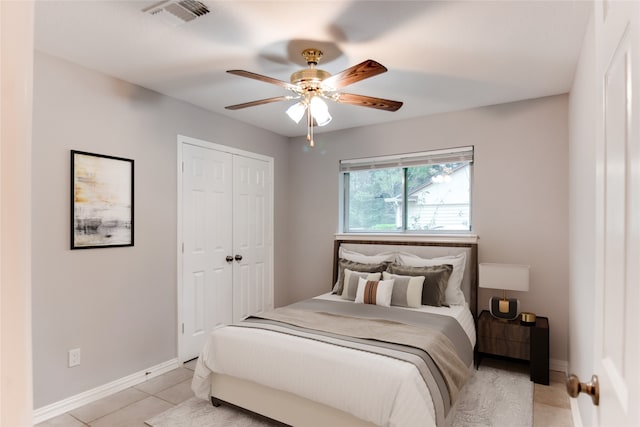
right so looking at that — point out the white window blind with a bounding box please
[339,146,474,172]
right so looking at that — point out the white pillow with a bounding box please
[396,252,467,305]
[354,277,395,307]
[341,269,382,301]
[339,248,396,264]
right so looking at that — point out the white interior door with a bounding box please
[232,155,273,322]
[593,0,640,424]
[181,143,233,361]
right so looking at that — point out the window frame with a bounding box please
[339,146,474,234]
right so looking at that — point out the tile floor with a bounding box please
[36,359,198,427]
[37,358,574,427]
[533,370,574,427]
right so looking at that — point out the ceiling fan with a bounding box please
[225,48,403,146]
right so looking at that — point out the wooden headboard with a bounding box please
[333,239,479,319]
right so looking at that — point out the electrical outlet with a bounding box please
[68,348,81,367]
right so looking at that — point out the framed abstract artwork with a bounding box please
[71,150,134,249]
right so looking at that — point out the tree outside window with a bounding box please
[343,159,471,233]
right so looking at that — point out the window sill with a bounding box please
[334,233,479,244]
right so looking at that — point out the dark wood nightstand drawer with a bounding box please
[478,320,529,343]
[478,336,530,360]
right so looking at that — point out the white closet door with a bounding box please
[182,143,233,360]
[232,155,273,322]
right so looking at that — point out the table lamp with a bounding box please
[479,263,530,321]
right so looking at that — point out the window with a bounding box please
[340,146,473,233]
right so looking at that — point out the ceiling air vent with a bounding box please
[144,0,210,26]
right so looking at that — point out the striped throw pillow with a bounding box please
[354,277,395,307]
[340,269,382,301]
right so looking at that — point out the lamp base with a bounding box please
[489,297,520,321]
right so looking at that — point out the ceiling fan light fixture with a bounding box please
[314,109,332,127]
[309,96,327,113]
[309,96,331,126]
[286,102,306,124]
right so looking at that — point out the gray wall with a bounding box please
[31,52,290,408]
[286,95,570,363]
[568,9,596,426]
[32,49,572,408]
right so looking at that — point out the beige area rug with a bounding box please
[146,366,533,427]
[447,365,533,427]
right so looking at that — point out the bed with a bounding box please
[191,238,478,427]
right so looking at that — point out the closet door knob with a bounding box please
[225,256,233,263]
[234,254,243,261]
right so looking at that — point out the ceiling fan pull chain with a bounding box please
[307,104,314,147]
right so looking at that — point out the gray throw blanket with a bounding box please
[236,299,472,426]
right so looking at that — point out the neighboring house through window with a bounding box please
[340,146,473,233]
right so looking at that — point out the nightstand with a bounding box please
[476,310,549,385]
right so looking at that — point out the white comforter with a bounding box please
[192,294,475,427]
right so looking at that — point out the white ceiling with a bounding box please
[34,0,591,137]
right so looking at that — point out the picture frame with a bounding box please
[71,150,134,249]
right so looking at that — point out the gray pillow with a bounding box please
[387,264,453,307]
[382,271,424,308]
[333,259,390,295]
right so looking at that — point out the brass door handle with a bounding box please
[567,374,599,406]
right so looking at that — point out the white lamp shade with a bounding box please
[479,263,530,292]
[309,96,327,114]
[286,102,306,124]
[309,96,332,126]
[314,110,332,126]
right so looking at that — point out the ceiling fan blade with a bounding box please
[322,60,387,90]
[227,70,298,91]
[225,96,295,110]
[335,93,403,112]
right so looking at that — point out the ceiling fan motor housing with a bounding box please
[290,68,331,88]
[290,48,332,90]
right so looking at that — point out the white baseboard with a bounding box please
[570,394,584,427]
[32,358,180,425]
[550,358,568,373]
